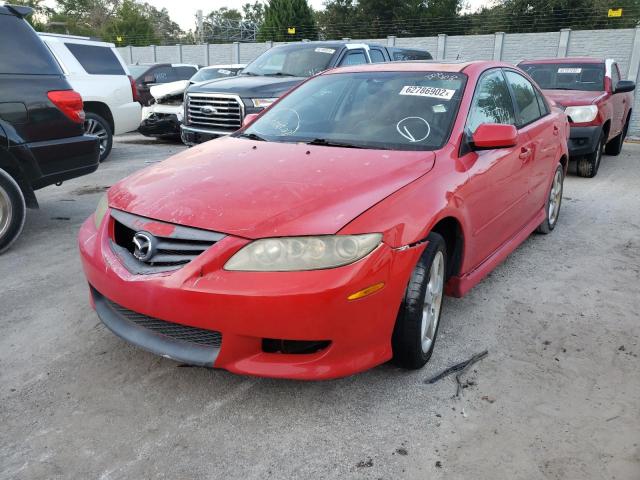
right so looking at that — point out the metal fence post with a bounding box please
[493,32,505,60]
[128,45,133,64]
[176,44,183,62]
[205,43,210,66]
[151,45,157,63]
[627,25,640,81]
[342,37,351,42]
[557,28,571,57]
[437,34,447,60]
[387,35,396,47]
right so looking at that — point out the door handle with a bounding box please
[553,125,559,136]
[519,147,532,161]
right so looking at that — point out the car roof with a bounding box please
[519,57,605,64]
[326,60,481,75]
[272,40,386,49]
[38,32,115,48]
[202,64,246,70]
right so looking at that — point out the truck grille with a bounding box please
[110,209,225,275]
[186,93,243,132]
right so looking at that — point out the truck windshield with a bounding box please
[242,44,337,78]
[520,63,605,92]
[191,67,239,82]
[239,71,466,151]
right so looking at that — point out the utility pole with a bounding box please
[196,10,204,44]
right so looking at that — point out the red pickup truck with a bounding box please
[519,58,635,177]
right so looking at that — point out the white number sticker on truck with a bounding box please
[315,48,336,54]
[558,68,582,74]
[399,86,456,100]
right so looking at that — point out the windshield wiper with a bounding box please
[306,138,364,149]
[242,71,259,76]
[238,132,266,141]
[264,72,297,77]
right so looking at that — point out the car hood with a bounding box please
[108,137,436,239]
[542,89,606,107]
[150,80,189,101]
[187,75,306,98]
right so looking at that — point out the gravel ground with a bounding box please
[1,134,639,479]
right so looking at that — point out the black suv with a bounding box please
[0,5,100,253]
[181,41,432,145]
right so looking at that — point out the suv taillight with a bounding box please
[128,75,140,103]
[47,90,85,124]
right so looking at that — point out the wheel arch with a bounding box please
[602,118,611,141]
[83,101,114,134]
[428,215,465,280]
[0,149,38,209]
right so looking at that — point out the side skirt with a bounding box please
[445,208,545,298]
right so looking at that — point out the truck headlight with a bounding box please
[564,105,598,123]
[251,98,278,108]
[224,234,382,271]
[94,194,109,229]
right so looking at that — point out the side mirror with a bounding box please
[242,113,259,128]
[142,74,155,84]
[471,123,518,149]
[615,80,635,94]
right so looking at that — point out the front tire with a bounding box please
[84,112,113,162]
[392,232,447,369]
[537,163,564,234]
[0,169,27,254]
[576,132,603,178]
[605,117,629,156]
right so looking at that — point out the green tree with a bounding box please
[257,0,317,41]
[144,3,183,43]
[102,0,158,46]
[6,0,53,30]
[243,1,266,24]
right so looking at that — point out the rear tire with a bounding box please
[84,112,113,162]
[392,232,447,370]
[576,132,603,178]
[0,169,27,254]
[605,117,629,156]
[537,163,564,234]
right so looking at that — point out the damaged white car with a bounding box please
[138,64,245,138]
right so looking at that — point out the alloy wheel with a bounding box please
[421,250,445,353]
[0,186,13,240]
[84,118,109,156]
[548,168,563,226]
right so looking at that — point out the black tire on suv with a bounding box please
[0,168,26,253]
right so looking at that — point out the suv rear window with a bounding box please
[0,15,61,75]
[64,43,125,75]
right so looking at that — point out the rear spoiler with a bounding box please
[6,4,34,17]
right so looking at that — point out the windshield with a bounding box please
[239,71,466,151]
[520,63,605,91]
[191,67,240,83]
[128,65,150,78]
[242,44,337,77]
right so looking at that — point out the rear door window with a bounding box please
[64,43,125,75]
[369,48,386,63]
[174,66,198,80]
[150,66,176,83]
[0,16,61,75]
[504,70,543,127]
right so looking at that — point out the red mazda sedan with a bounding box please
[79,61,569,379]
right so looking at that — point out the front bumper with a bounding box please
[78,213,422,379]
[139,113,181,138]
[568,125,602,157]
[180,125,233,146]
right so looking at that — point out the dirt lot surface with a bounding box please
[1,134,639,479]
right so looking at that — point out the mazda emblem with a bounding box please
[132,232,156,262]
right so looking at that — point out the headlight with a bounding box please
[94,193,109,229]
[251,98,278,108]
[224,234,382,271]
[564,105,598,123]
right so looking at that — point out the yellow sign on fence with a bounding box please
[608,8,623,17]
[287,27,296,34]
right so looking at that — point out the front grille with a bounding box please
[110,209,225,274]
[186,93,243,131]
[105,296,222,348]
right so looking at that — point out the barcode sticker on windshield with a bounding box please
[399,86,456,100]
[315,47,336,54]
[558,68,582,74]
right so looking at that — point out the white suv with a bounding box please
[39,33,142,161]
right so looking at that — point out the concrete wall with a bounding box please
[118,27,640,135]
